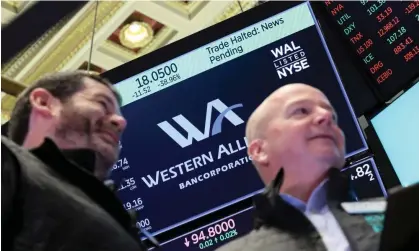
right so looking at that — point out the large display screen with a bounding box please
[105,2,367,236]
[151,207,254,251]
[341,157,387,200]
[371,82,419,187]
[323,1,419,100]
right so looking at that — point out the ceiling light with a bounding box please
[119,21,154,49]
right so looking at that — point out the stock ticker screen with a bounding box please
[323,0,419,100]
[151,207,254,251]
[342,157,388,200]
[106,2,368,237]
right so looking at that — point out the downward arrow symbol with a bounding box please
[184,238,190,247]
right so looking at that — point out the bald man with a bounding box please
[215,84,382,251]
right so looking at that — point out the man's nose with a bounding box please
[109,114,127,133]
[314,108,333,126]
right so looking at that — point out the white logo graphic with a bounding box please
[271,41,310,80]
[158,99,244,148]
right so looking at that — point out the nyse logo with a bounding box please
[271,41,310,80]
[158,99,244,148]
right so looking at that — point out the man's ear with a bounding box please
[248,139,269,166]
[29,88,59,118]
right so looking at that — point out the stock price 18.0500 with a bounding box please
[132,63,180,98]
[136,63,178,87]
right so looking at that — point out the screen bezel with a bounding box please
[363,124,401,189]
[101,1,302,83]
[102,0,368,159]
[101,0,369,242]
[366,81,418,188]
[366,76,419,119]
[368,78,418,122]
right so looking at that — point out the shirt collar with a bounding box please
[280,179,329,213]
[252,168,350,233]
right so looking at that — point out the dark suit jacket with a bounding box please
[215,169,383,251]
[1,136,145,251]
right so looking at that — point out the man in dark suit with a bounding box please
[216,83,382,251]
[2,71,146,251]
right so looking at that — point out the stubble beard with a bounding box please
[54,104,116,180]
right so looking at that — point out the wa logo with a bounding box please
[158,99,244,148]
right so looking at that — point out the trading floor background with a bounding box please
[2,1,418,250]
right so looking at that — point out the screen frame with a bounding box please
[368,78,418,124]
[366,75,419,119]
[102,0,369,241]
[366,80,418,188]
[102,1,303,83]
[102,0,368,159]
[363,124,401,190]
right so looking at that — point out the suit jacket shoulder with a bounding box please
[1,136,144,251]
[215,168,382,251]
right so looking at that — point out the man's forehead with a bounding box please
[77,77,123,114]
[272,85,330,107]
[248,84,333,136]
[285,93,331,107]
[82,78,119,102]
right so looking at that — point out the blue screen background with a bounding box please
[371,82,419,187]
